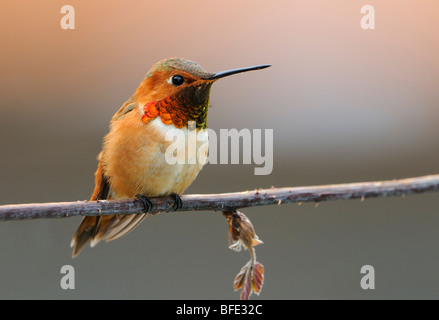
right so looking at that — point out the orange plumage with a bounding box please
[70,58,270,257]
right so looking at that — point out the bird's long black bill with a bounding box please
[205,64,271,80]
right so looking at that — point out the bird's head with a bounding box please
[136,58,270,129]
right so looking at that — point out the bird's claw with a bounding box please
[135,194,154,214]
[170,193,183,211]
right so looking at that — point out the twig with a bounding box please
[0,174,438,221]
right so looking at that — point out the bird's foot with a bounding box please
[170,193,183,211]
[135,194,154,214]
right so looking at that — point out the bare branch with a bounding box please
[1,174,438,221]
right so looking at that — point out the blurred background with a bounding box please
[0,0,438,299]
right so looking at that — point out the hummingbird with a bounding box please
[70,58,270,257]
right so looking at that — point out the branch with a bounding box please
[1,174,438,221]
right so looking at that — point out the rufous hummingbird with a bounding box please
[70,58,270,257]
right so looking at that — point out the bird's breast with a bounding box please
[102,111,208,199]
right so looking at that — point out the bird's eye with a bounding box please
[171,75,184,86]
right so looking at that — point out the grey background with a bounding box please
[0,1,438,299]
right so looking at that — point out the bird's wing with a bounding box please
[111,95,138,122]
[70,152,147,257]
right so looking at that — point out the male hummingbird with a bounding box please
[70,58,270,257]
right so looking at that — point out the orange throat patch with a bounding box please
[141,82,211,129]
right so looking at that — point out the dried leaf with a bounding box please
[251,262,264,294]
[237,212,257,249]
[228,241,242,252]
[223,210,262,252]
[223,209,265,300]
[252,237,263,247]
[233,260,265,300]
[233,260,251,290]
[240,273,252,300]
